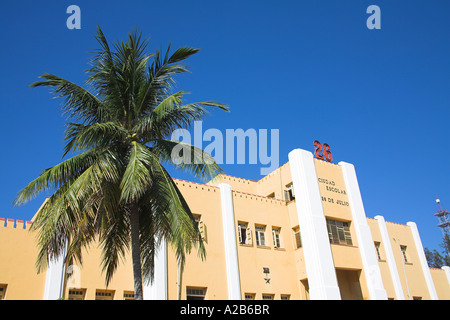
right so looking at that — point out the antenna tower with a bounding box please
[435,198,450,236]
[435,198,450,255]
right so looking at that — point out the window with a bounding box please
[284,183,295,201]
[374,242,382,260]
[68,289,86,300]
[326,219,352,245]
[262,294,274,300]
[123,291,135,300]
[193,214,201,224]
[413,296,422,300]
[272,227,282,248]
[194,214,207,241]
[267,192,275,198]
[238,222,252,245]
[400,245,409,263]
[293,227,302,248]
[280,294,290,300]
[244,293,255,300]
[95,290,114,300]
[186,287,206,300]
[0,284,7,300]
[255,225,266,246]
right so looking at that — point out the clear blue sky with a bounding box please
[0,1,449,252]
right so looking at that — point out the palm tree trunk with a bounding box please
[130,207,144,300]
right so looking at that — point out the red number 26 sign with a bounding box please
[313,140,333,162]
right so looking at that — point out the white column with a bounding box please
[374,215,405,300]
[43,243,67,300]
[143,239,167,300]
[288,149,341,300]
[442,266,450,286]
[339,161,387,300]
[218,183,241,300]
[407,221,438,300]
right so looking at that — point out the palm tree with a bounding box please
[14,26,228,300]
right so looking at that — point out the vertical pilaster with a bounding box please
[339,161,387,300]
[288,149,341,300]
[143,239,167,300]
[442,266,450,286]
[43,243,67,300]
[407,221,438,300]
[374,215,405,300]
[218,183,241,300]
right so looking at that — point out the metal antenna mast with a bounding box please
[435,198,450,255]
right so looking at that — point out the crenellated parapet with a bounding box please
[0,217,33,230]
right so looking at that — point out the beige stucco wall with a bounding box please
[430,268,450,300]
[1,157,449,300]
[0,219,47,299]
[169,179,228,300]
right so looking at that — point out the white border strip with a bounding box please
[43,242,67,300]
[339,161,387,300]
[442,266,450,286]
[288,149,341,300]
[219,183,242,300]
[143,239,167,300]
[407,222,438,300]
[374,215,405,300]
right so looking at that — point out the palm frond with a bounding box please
[147,159,206,271]
[136,45,196,116]
[30,73,106,124]
[13,148,100,206]
[152,139,223,181]
[63,121,128,157]
[120,141,154,203]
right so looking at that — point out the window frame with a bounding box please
[244,293,256,300]
[95,289,115,300]
[272,227,282,248]
[374,242,382,260]
[326,219,353,246]
[262,294,274,300]
[284,183,295,201]
[186,287,207,300]
[123,291,135,300]
[255,225,266,247]
[293,226,302,248]
[68,288,86,300]
[238,222,249,245]
[400,245,409,263]
[0,284,7,300]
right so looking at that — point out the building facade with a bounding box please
[1,148,449,300]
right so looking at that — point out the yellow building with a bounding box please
[1,147,449,300]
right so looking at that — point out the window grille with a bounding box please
[95,290,114,300]
[326,219,352,245]
[245,293,255,300]
[68,289,85,300]
[123,291,135,300]
[186,287,206,300]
